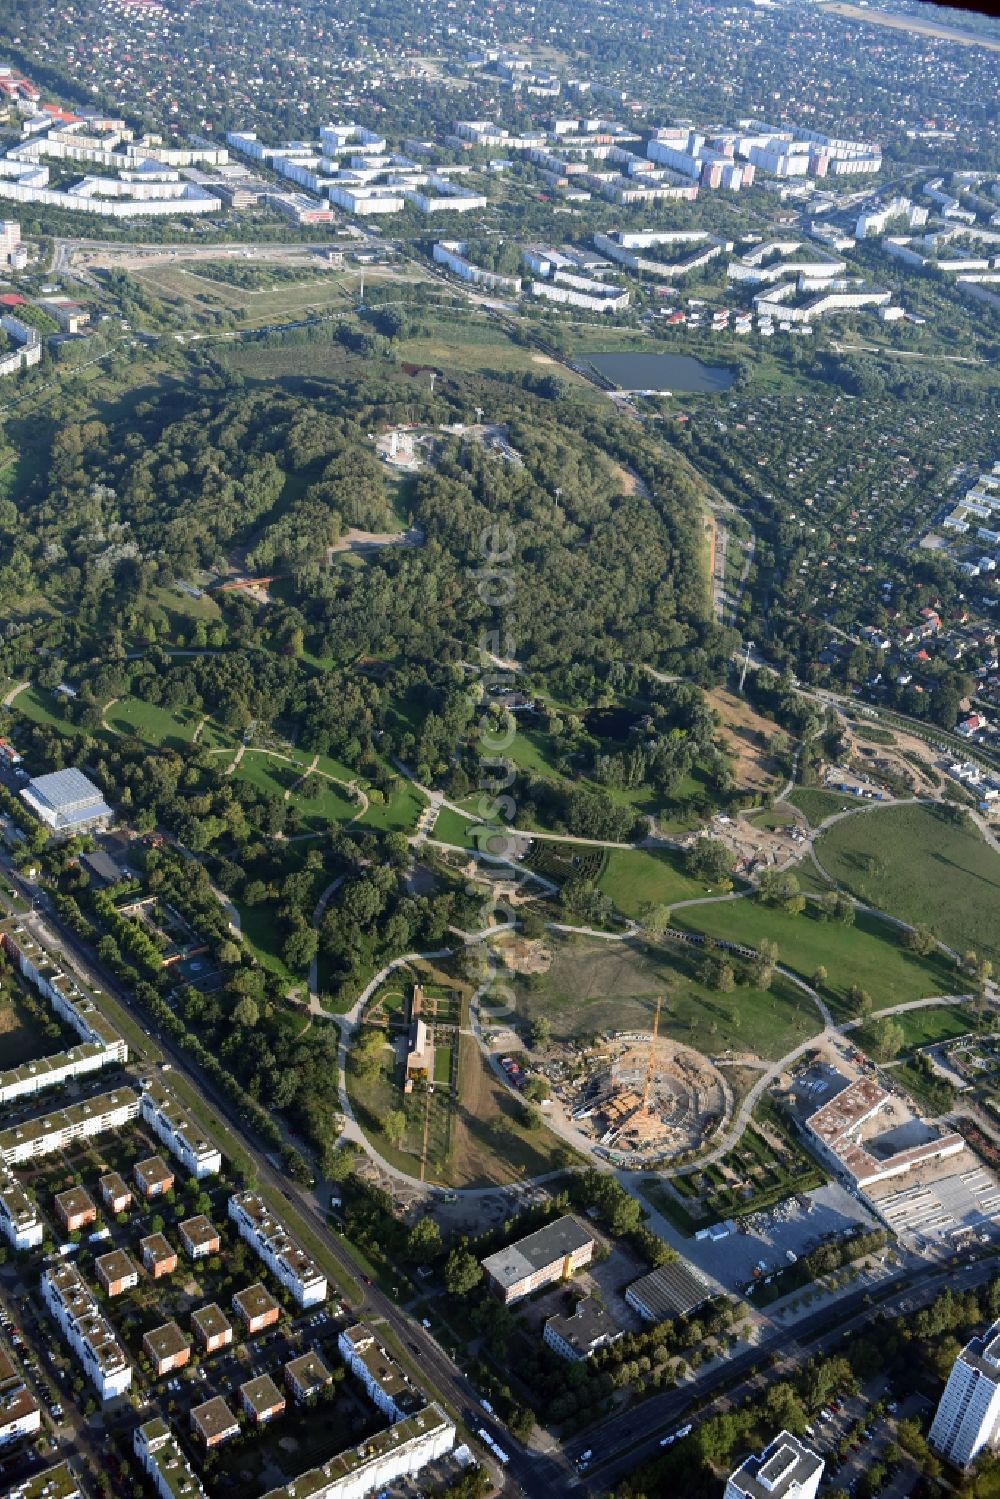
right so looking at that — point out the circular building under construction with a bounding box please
[573,1003,730,1165]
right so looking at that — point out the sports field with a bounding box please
[816,803,1000,967]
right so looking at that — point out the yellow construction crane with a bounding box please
[641,995,661,1113]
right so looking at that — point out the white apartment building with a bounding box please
[930,1321,1000,1467]
[260,1404,455,1499]
[531,279,629,312]
[228,1192,327,1307]
[41,1263,132,1401]
[0,1087,140,1166]
[725,1431,824,1499]
[134,1417,207,1499]
[0,1166,42,1250]
[0,1348,40,1446]
[140,1081,222,1179]
[0,920,127,1105]
[337,1325,423,1422]
[432,240,521,294]
[594,229,725,279]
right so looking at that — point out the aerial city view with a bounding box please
[0,0,995,1495]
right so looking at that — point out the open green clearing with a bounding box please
[510,934,820,1059]
[296,774,360,830]
[358,778,427,834]
[597,846,733,918]
[855,1002,975,1054]
[10,684,79,737]
[816,803,1000,967]
[673,898,957,1018]
[104,697,201,749]
[788,788,864,826]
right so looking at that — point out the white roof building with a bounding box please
[20,768,112,836]
[725,1432,824,1499]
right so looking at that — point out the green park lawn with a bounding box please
[673,898,958,1019]
[511,934,821,1059]
[854,1002,975,1054]
[233,753,300,802]
[104,697,201,749]
[816,803,1000,967]
[788,788,863,827]
[296,775,360,830]
[11,684,79,737]
[598,846,731,918]
[359,779,427,833]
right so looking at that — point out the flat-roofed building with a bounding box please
[54,1186,96,1233]
[725,1431,824,1499]
[134,1155,174,1200]
[41,1262,132,1400]
[0,1087,140,1165]
[229,1191,326,1307]
[11,1459,85,1499]
[179,1215,220,1260]
[134,1417,207,1499]
[284,1350,333,1404]
[258,1404,456,1499]
[543,1296,623,1361]
[140,1234,177,1279]
[140,1082,221,1179]
[0,1346,41,1445]
[241,1372,286,1425]
[191,1302,232,1353]
[95,1248,139,1298]
[99,1172,132,1215]
[0,1166,42,1249]
[338,1324,423,1422]
[189,1395,239,1448]
[19,767,113,838]
[930,1319,1000,1467]
[481,1215,594,1304]
[232,1282,280,1334]
[625,1259,712,1323]
[142,1321,190,1377]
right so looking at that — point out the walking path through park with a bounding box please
[1,681,26,707]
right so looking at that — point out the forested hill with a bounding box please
[5,364,730,692]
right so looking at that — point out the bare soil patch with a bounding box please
[707,687,785,792]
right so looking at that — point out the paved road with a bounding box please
[572,1251,1000,1492]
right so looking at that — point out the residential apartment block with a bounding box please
[142,1322,190,1378]
[481,1215,594,1304]
[930,1320,1000,1467]
[0,920,127,1106]
[232,1282,280,1334]
[285,1350,332,1404]
[337,1324,423,1422]
[228,1191,327,1307]
[95,1249,139,1298]
[98,1172,132,1216]
[0,1347,41,1446]
[0,1166,43,1250]
[139,1082,222,1179]
[0,1087,140,1166]
[241,1373,286,1425]
[54,1186,96,1233]
[260,1404,456,1499]
[725,1431,824,1499]
[179,1215,220,1260]
[9,1460,85,1499]
[41,1263,132,1400]
[190,1395,239,1448]
[191,1303,232,1353]
[140,1234,177,1279]
[134,1418,207,1499]
[133,1155,174,1201]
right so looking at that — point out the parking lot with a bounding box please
[676,1179,882,1293]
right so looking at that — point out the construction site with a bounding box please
[570,1002,731,1166]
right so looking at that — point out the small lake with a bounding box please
[585,351,736,394]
